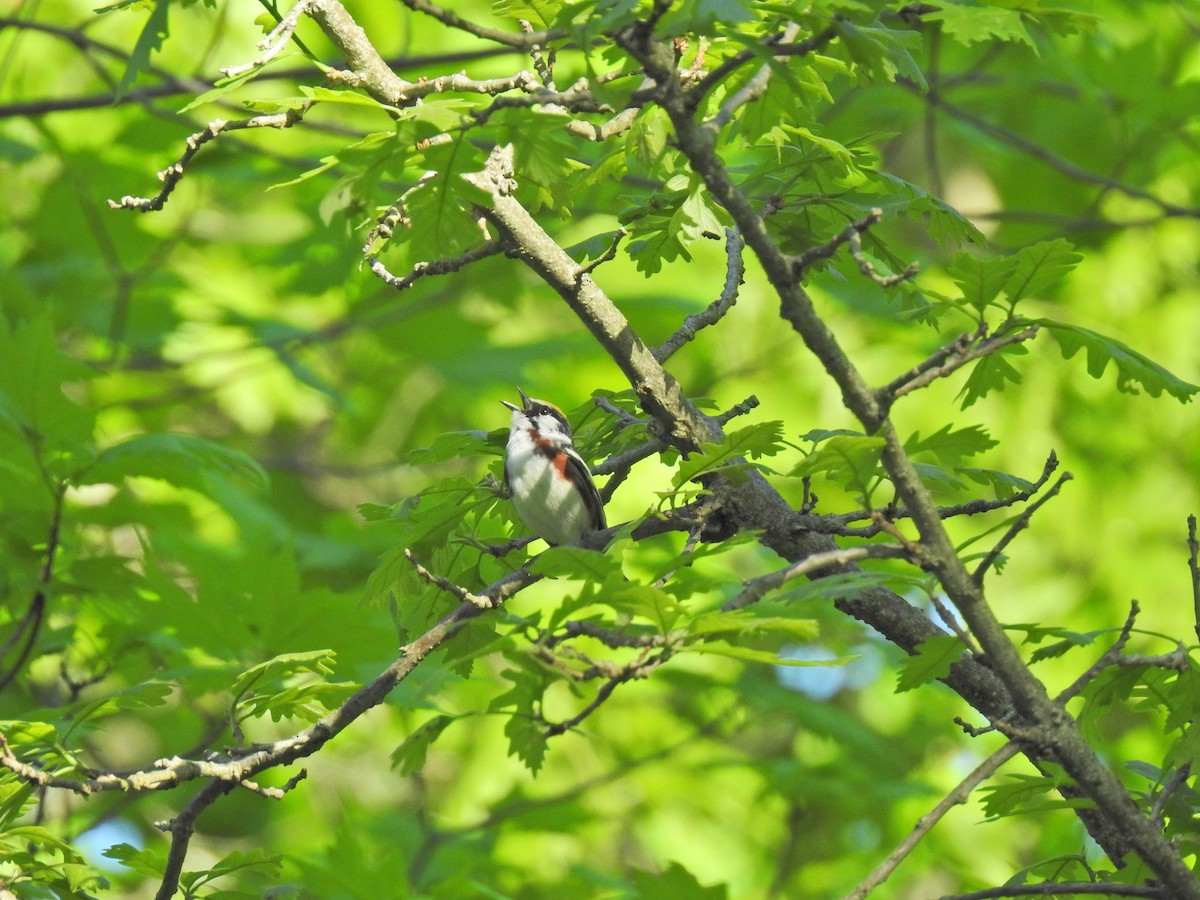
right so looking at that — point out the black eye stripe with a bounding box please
[532,404,571,433]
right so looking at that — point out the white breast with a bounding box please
[506,434,591,545]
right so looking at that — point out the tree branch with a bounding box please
[654,227,745,362]
[107,107,310,212]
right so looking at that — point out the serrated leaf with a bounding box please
[392,715,455,774]
[102,843,167,878]
[957,344,1028,409]
[906,424,997,466]
[672,422,786,488]
[837,20,926,89]
[928,5,1036,48]
[1038,320,1198,402]
[947,252,1019,315]
[626,106,670,170]
[79,433,269,494]
[231,650,337,699]
[505,710,547,774]
[958,467,1035,499]
[609,582,686,632]
[895,634,965,692]
[492,669,547,773]
[1004,239,1083,304]
[631,860,729,898]
[979,772,1082,820]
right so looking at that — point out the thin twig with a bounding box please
[520,19,556,90]
[841,742,1021,900]
[577,228,628,277]
[107,107,309,212]
[404,549,494,608]
[543,650,671,737]
[715,395,759,425]
[654,227,745,362]
[399,0,565,49]
[792,209,884,275]
[219,0,317,77]
[885,326,1040,402]
[367,242,505,292]
[918,87,1200,220]
[706,22,802,130]
[1150,762,1191,829]
[847,226,920,287]
[973,473,1073,582]
[0,483,65,694]
[882,324,986,398]
[930,594,980,657]
[1056,602,1139,704]
[1188,515,1200,647]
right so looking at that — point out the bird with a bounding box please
[501,388,607,546]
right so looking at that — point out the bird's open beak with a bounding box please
[501,386,530,413]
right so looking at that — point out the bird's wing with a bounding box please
[564,449,606,531]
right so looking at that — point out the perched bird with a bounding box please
[502,388,607,545]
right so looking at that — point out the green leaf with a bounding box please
[1009,623,1107,664]
[1037,320,1199,402]
[189,847,282,887]
[492,0,560,28]
[114,0,169,101]
[632,860,729,898]
[957,344,1028,409]
[791,434,886,504]
[895,634,965,692]
[979,772,1075,820]
[906,424,997,466]
[231,650,338,701]
[947,252,1018,315]
[672,422,786,488]
[531,546,623,582]
[660,0,753,33]
[492,669,547,774]
[392,715,455,775]
[928,4,1036,49]
[627,107,671,170]
[0,313,95,453]
[958,467,1035,499]
[1004,239,1083,304]
[64,682,174,739]
[837,20,926,89]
